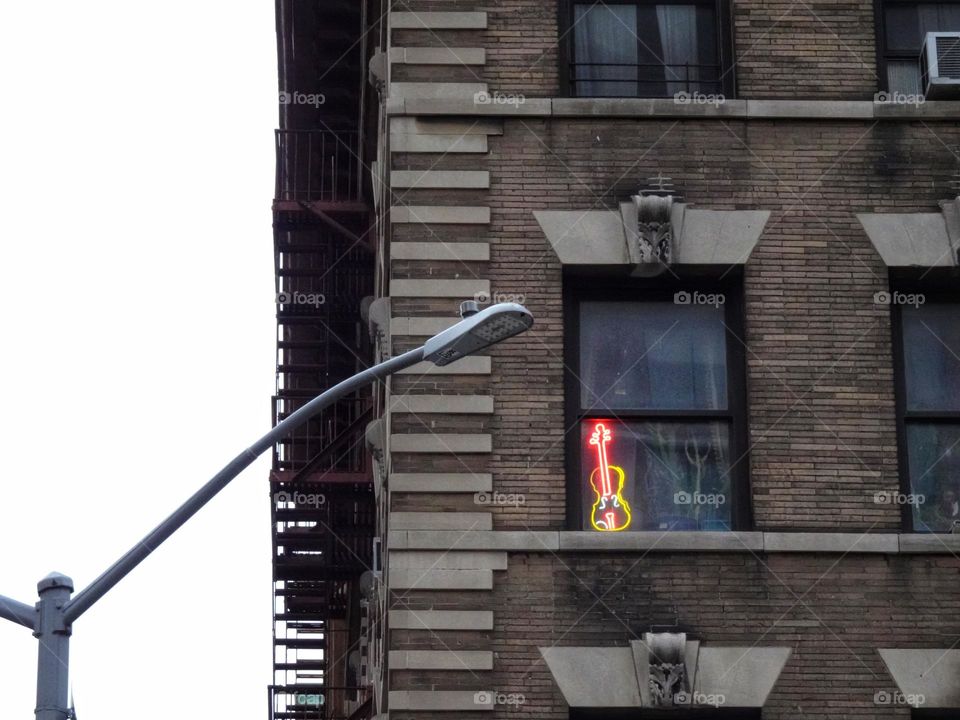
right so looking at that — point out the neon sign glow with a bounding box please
[588,421,632,531]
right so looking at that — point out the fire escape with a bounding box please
[268,1,376,718]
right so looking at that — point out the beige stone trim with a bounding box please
[389,394,493,414]
[389,609,494,630]
[390,567,493,590]
[389,316,457,337]
[389,530,960,554]
[388,97,960,119]
[391,117,503,136]
[391,47,486,65]
[396,357,492,375]
[391,242,490,261]
[390,82,486,100]
[391,11,488,29]
[390,133,488,153]
[390,472,493,493]
[390,205,490,224]
[389,690,493,711]
[390,278,490,297]
[857,210,957,267]
[879,649,960,707]
[390,433,492,453]
[391,170,489,189]
[389,649,494,670]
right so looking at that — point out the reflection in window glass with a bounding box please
[579,301,728,411]
[580,419,732,531]
[908,423,960,532]
[902,303,960,412]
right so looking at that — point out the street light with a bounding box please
[0,300,533,720]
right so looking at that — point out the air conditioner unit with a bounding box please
[921,31,960,99]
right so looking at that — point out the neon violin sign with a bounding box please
[588,421,632,531]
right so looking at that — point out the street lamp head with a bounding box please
[423,301,534,366]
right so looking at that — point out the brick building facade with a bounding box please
[295,0,960,718]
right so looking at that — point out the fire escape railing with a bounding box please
[275,130,363,203]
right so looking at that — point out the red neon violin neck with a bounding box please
[593,427,613,497]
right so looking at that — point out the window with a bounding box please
[564,0,732,98]
[877,0,960,93]
[566,283,749,531]
[894,296,960,532]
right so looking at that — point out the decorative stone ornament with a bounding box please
[645,632,689,706]
[630,174,681,270]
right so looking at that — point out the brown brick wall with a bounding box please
[476,117,959,530]
[389,551,960,718]
[487,552,960,719]
[392,0,559,96]
[396,0,883,99]
[732,0,879,98]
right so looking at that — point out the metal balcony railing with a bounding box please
[275,130,362,203]
[569,61,724,97]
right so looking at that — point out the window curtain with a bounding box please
[573,4,638,97]
[656,4,700,94]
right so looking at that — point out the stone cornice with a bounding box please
[386,97,960,120]
[387,530,960,554]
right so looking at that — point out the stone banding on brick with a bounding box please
[396,357,492,375]
[391,242,490,261]
[389,649,494,670]
[391,170,490,189]
[390,11,488,29]
[389,690,493,711]
[390,133,488,153]
[390,47,487,65]
[389,394,494,414]
[389,568,493,590]
[389,472,494,493]
[390,205,490,224]
[390,278,490,298]
[389,609,494,630]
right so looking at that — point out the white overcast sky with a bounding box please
[0,1,277,717]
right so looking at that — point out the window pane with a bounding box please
[580,419,732,531]
[907,423,960,532]
[573,4,638,97]
[902,303,960,411]
[888,60,922,94]
[884,3,960,52]
[885,4,922,51]
[656,5,699,94]
[579,300,728,410]
[574,2,719,97]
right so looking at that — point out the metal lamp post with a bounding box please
[0,300,533,720]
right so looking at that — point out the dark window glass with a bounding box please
[897,301,960,532]
[579,301,728,410]
[572,295,745,532]
[570,1,727,97]
[902,303,960,411]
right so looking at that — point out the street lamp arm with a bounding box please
[0,595,35,629]
[61,346,426,624]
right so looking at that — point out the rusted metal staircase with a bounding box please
[268,0,376,718]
